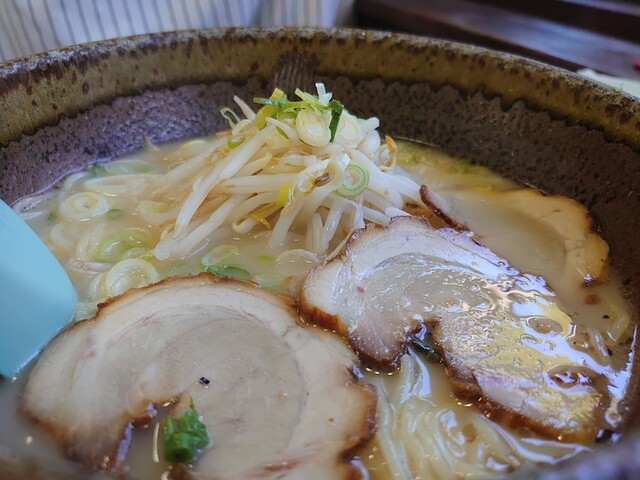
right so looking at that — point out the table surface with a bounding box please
[356,0,640,80]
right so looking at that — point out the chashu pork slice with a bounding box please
[420,186,610,288]
[22,274,376,479]
[300,216,607,442]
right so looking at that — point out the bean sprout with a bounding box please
[140,84,425,261]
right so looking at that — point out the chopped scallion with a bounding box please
[89,162,106,176]
[96,228,151,263]
[254,88,289,128]
[139,250,155,260]
[336,162,369,198]
[219,107,242,128]
[276,183,290,207]
[253,90,287,107]
[139,200,171,215]
[166,260,200,277]
[163,399,210,464]
[328,100,344,143]
[227,136,245,150]
[203,264,251,280]
[255,104,277,129]
[253,97,281,106]
[294,88,324,111]
[252,87,344,144]
[253,272,284,289]
[106,208,124,220]
[201,244,240,267]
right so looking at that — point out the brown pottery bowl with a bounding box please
[0,28,639,479]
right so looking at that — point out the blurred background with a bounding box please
[357,0,640,86]
[0,0,638,88]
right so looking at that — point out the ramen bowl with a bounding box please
[0,28,639,479]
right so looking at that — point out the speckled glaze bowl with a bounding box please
[0,28,639,479]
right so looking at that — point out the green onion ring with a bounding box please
[336,162,370,198]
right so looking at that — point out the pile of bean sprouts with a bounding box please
[14,84,425,316]
[150,83,422,261]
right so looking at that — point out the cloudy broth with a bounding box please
[1,139,635,479]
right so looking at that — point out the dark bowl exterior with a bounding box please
[0,28,638,479]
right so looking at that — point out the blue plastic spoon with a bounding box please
[0,200,77,378]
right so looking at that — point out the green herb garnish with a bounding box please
[251,87,344,143]
[163,399,210,464]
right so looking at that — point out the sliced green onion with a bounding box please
[280,101,305,112]
[253,86,345,143]
[201,244,240,267]
[253,272,285,289]
[166,259,201,277]
[336,162,370,198]
[89,162,107,176]
[47,211,57,224]
[163,399,210,464]
[334,111,360,145]
[220,107,242,128]
[254,87,285,105]
[253,89,286,106]
[255,105,277,129]
[103,159,155,175]
[96,228,151,263]
[277,110,297,125]
[253,97,281,106]
[296,109,330,147]
[328,100,344,143]
[276,183,290,207]
[139,250,155,260]
[227,136,244,150]
[256,254,275,263]
[294,88,324,111]
[203,264,251,280]
[139,200,171,214]
[254,88,288,128]
[275,126,289,139]
[106,208,124,220]
[103,258,158,296]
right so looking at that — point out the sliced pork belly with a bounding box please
[300,216,606,442]
[420,186,610,287]
[22,275,376,479]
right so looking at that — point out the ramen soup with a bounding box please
[1,85,635,480]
